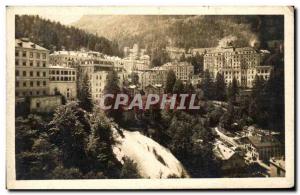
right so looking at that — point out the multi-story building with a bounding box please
[140,61,194,89]
[15,38,50,99]
[162,62,194,83]
[49,50,105,68]
[203,46,273,88]
[247,135,283,162]
[49,65,77,100]
[78,59,126,103]
[165,46,186,61]
[140,67,167,89]
[123,44,150,72]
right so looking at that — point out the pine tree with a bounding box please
[78,73,93,112]
[214,72,226,101]
[173,79,185,94]
[120,157,141,178]
[227,76,239,103]
[165,70,177,93]
[201,70,215,100]
[179,53,186,62]
[104,70,122,121]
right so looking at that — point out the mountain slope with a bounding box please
[15,15,122,55]
[73,15,284,50]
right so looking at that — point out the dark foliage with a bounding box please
[15,15,121,56]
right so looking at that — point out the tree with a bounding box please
[78,73,93,112]
[184,83,195,94]
[48,102,90,172]
[104,70,122,121]
[248,75,270,129]
[173,79,185,94]
[120,157,141,178]
[201,70,215,100]
[165,70,177,93]
[227,77,239,103]
[214,72,226,101]
[130,72,139,85]
[264,68,284,132]
[179,53,186,62]
[220,102,235,131]
[187,52,204,74]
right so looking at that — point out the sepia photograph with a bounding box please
[6,6,294,189]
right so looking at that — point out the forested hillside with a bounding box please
[73,15,284,50]
[15,15,122,56]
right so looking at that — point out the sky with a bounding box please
[38,14,82,25]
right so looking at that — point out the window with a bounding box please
[43,81,46,86]
[36,101,40,108]
[30,52,33,58]
[16,70,19,76]
[56,70,59,74]
[23,61,26,66]
[43,62,46,67]
[15,51,19,57]
[37,81,40,86]
[30,71,33,77]
[29,91,33,95]
[43,90,46,95]
[16,81,19,87]
[22,52,26,57]
[23,71,26,77]
[30,81,33,87]
[36,91,40,95]
[42,53,46,59]
[30,61,33,66]
[43,72,46,77]
[36,61,40,67]
[37,71,40,77]
[23,81,26,87]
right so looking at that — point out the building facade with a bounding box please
[140,67,167,89]
[49,66,77,100]
[203,47,272,88]
[248,135,283,162]
[162,62,194,83]
[15,38,50,99]
[78,59,125,103]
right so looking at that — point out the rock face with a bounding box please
[112,127,189,178]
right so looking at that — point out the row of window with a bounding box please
[16,80,47,87]
[50,76,75,81]
[16,90,47,97]
[50,70,76,75]
[15,59,47,67]
[15,50,47,59]
[16,70,47,77]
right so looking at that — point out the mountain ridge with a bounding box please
[72,15,284,51]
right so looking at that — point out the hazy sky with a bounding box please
[34,12,83,25]
[39,14,82,25]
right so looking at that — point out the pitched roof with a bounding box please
[15,38,49,51]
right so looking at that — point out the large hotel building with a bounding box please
[203,47,273,88]
[140,61,194,89]
[15,38,50,98]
